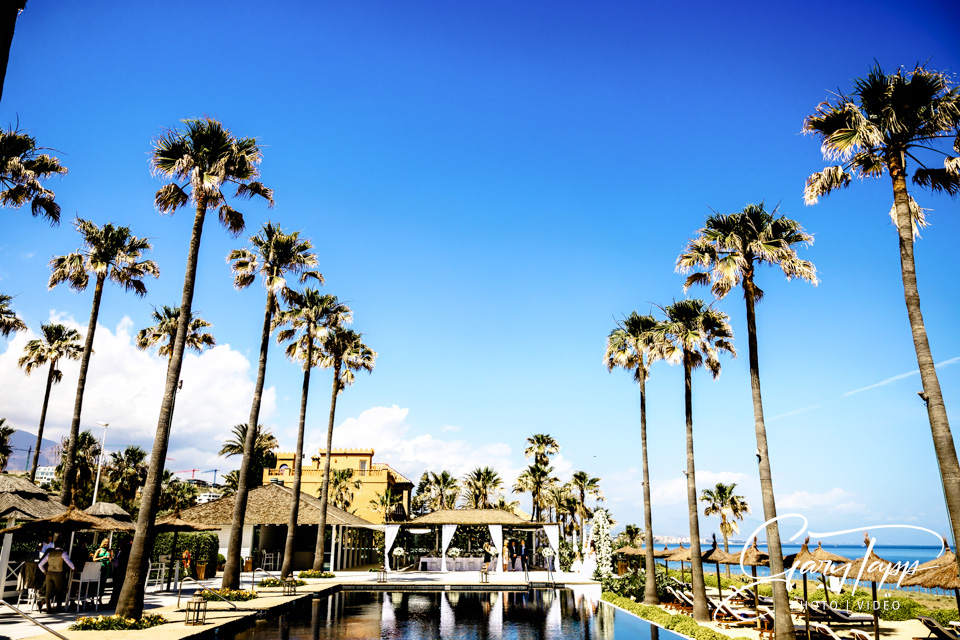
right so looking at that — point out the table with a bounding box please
[417,557,484,571]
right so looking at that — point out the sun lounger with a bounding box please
[822,603,872,625]
[914,616,959,640]
[850,629,872,640]
[714,601,762,627]
[675,588,697,611]
[666,586,692,613]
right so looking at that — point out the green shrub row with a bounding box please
[151,532,219,567]
[201,588,258,601]
[257,578,307,588]
[787,586,957,623]
[298,569,335,579]
[70,614,166,631]
[602,593,749,640]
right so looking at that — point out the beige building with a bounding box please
[264,448,413,523]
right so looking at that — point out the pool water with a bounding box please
[233,589,672,639]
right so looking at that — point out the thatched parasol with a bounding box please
[700,535,738,601]
[155,511,221,590]
[734,538,769,626]
[843,533,907,640]
[616,545,644,556]
[84,501,132,522]
[654,544,675,558]
[668,543,690,583]
[900,538,960,612]
[0,505,134,535]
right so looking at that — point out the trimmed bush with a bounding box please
[201,588,258,602]
[930,609,959,627]
[602,592,743,640]
[70,614,166,631]
[257,578,307,588]
[298,569,335,579]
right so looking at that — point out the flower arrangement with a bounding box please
[447,547,461,558]
[542,547,556,558]
[588,509,613,580]
[70,614,166,631]
[200,588,258,601]
[257,578,307,588]
[392,546,405,557]
[298,569,335,579]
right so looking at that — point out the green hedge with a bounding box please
[602,593,740,640]
[151,532,218,575]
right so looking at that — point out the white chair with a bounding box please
[68,563,101,611]
[146,556,169,590]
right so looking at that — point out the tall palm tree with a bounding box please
[605,311,667,604]
[621,524,642,548]
[568,471,603,545]
[426,470,460,510]
[460,467,503,509]
[0,126,67,225]
[220,470,240,496]
[218,423,278,485]
[524,434,559,466]
[312,328,376,571]
[107,445,148,514]
[119,117,274,618]
[223,222,321,589]
[804,65,960,584]
[274,289,350,578]
[55,429,101,508]
[656,299,735,622]
[493,496,521,514]
[544,483,573,526]
[136,305,215,357]
[49,218,158,507]
[678,202,816,631]
[0,293,26,336]
[327,468,361,511]
[18,323,83,481]
[700,482,750,577]
[514,463,557,523]
[0,418,13,472]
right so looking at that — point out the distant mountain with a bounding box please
[6,429,59,472]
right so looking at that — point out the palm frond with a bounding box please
[912,167,960,196]
[804,166,852,204]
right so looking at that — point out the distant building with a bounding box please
[197,492,222,504]
[264,448,413,523]
[185,478,209,488]
[35,466,55,486]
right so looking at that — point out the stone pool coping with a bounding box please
[17,571,599,640]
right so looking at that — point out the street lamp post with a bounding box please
[92,421,109,504]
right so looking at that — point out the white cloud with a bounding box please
[779,487,864,513]
[440,425,460,432]
[843,356,960,397]
[0,311,277,476]
[317,405,523,488]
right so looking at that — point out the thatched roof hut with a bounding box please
[84,501,131,522]
[737,538,769,567]
[405,508,537,526]
[0,475,67,521]
[901,539,960,611]
[653,544,676,559]
[154,511,221,533]
[0,506,134,535]
[179,482,374,527]
[616,545,643,556]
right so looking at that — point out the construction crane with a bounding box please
[172,469,200,479]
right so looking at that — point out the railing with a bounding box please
[176,576,238,610]
[0,599,70,640]
[250,567,280,591]
[266,468,387,477]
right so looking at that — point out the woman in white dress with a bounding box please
[570,551,583,574]
[582,543,598,577]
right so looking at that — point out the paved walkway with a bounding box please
[1,569,598,640]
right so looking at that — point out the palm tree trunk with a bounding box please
[223,291,275,589]
[313,362,341,571]
[890,162,960,581]
[722,528,731,578]
[639,372,659,605]
[30,361,56,482]
[684,352,709,621]
[60,273,105,506]
[744,275,796,640]
[281,337,312,579]
[117,201,208,619]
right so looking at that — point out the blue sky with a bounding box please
[1,1,959,545]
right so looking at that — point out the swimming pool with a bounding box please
[232,588,675,639]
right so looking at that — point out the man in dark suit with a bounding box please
[508,540,517,571]
[519,539,528,572]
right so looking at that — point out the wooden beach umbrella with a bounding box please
[844,533,906,640]
[700,535,738,601]
[737,538,769,627]
[901,538,960,612]
[668,544,690,583]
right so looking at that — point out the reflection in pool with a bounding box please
[233,589,673,639]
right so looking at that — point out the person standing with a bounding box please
[482,542,492,572]
[39,534,55,558]
[92,539,113,601]
[519,539,528,572]
[38,546,74,613]
[502,541,509,572]
[509,540,518,571]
